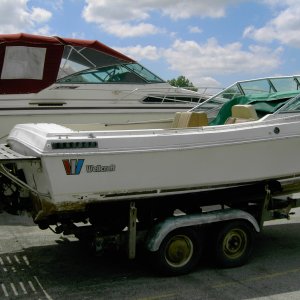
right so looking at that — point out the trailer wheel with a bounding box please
[214,220,254,268]
[152,228,202,275]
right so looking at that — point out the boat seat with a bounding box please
[172,112,208,128]
[225,104,258,124]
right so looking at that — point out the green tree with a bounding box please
[168,75,198,92]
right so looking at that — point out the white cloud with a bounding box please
[262,0,298,7]
[45,0,63,11]
[102,22,160,38]
[159,0,228,19]
[115,45,161,61]
[194,77,222,90]
[31,7,52,23]
[0,0,52,34]
[188,26,202,34]
[35,25,52,36]
[244,1,300,47]
[163,39,282,85]
[82,0,243,38]
[113,38,282,87]
[29,0,63,11]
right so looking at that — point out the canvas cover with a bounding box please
[0,33,134,94]
[210,90,300,125]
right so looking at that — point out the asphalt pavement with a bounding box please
[1,210,300,299]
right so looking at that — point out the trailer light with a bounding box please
[51,141,98,149]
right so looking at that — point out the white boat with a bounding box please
[0,33,206,143]
[2,81,300,226]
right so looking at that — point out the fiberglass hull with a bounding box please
[7,117,300,220]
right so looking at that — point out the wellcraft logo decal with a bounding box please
[63,159,84,175]
[86,164,116,173]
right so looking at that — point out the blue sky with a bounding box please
[1,0,300,88]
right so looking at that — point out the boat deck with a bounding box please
[0,144,37,163]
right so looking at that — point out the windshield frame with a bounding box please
[275,93,300,114]
[192,75,300,117]
[57,62,165,84]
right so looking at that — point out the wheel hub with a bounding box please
[165,235,194,268]
[223,229,247,259]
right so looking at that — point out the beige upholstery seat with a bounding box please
[172,112,182,128]
[225,105,258,124]
[172,112,208,128]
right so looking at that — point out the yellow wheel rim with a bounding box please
[165,235,194,268]
[222,228,247,259]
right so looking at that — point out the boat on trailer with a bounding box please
[0,33,207,143]
[2,75,300,275]
[2,79,300,223]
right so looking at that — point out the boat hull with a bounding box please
[40,137,300,199]
[6,116,300,221]
[9,125,299,211]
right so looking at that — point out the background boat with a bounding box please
[0,33,208,142]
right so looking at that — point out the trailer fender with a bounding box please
[146,209,260,252]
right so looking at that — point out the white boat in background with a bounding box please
[0,33,207,142]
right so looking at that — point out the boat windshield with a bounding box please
[192,75,300,124]
[275,93,300,113]
[57,63,164,84]
[57,45,164,84]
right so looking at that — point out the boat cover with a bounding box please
[0,33,134,94]
[210,90,300,125]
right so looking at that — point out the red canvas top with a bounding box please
[0,33,134,63]
[0,33,135,94]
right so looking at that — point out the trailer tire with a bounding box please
[214,220,254,268]
[152,227,202,275]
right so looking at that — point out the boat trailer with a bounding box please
[1,143,300,275]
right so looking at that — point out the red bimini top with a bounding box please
[0,33,135,94]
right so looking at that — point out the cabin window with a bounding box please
[143,96,202,104]
[1,46,46,80]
